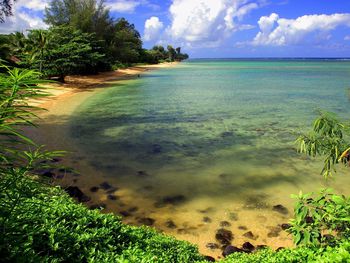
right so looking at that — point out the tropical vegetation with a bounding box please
[0,0,189,81]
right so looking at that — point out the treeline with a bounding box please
[0,0,188,81]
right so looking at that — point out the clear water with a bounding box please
[69,59,350,254]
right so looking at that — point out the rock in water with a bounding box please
[272,204,289,215]
[65,186,90,202]
[242,242,255,252]
[215,228,233,245]
[222,245,243,257]
[206,243,219,250]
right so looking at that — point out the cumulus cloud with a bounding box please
[0,0,49,34]
[106,0,141,13]
[166,0,260,46]
[106,0,160,13]
[143,16,163,42]
[253,13,350,46]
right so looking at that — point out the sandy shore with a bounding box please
[30,62,179,108]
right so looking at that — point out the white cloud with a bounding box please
[17,0,49,11]
[143,16,163,42]
[166,0,260,46]
[0,1,49,34]
[253,13,350,46]
[106,0,141,13]
[106,0,160,13]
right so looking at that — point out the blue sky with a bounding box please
[1,0,350,58]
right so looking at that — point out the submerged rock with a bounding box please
[203,217,212,223]
[65,186,90,202]
[215,228,233,245]
[128,207,138,213]
[206,243,220,250]
[90,186,99,192]
[107,194,118,200]
[220,221,231,227]
[281,223,292,230]
[222,245,243,257]
[155,195,186,207]
[100,182,113,190]
[243,231,257,240]
[106,187,118,194]
[137,170,149,177]
[267,226,282,237]
[152,144,162,154]
[228,212,238,221]
[238,226,247,231]
[120,211,131,217]
[138,217,155,226]
[165,220,177,229]
[272,204,289,215]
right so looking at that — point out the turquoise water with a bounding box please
[69,59,350,252]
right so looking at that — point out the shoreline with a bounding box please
[30,62,179,108]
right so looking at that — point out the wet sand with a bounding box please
[27,61,295,259]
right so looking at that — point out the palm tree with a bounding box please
[27,30,49,72]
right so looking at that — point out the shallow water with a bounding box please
[68,59,350,257]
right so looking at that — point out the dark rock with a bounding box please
[65,186,90,202]
[204,255,216,262]
[138,217,155,226]
[281,223,291,230]
[152,144,162,154]
[100,182,113,190]
[238,226,247,230]
[89,203,106,210]
[128,207,138,213]
[165,220,177,229]
[120,211,131,217]
[276,247,284,252]
[90,186,99,192]
[220,221,231,227]
[222,245,243,257]
[203,217,212,223]
[43,171,55,178]
[228,212,238,221]
[137,170,149,177]
[272,204,289,215]
[256,245,268,250]
[243,231,257,240]
[107,194,118,200]
[242,242,255,252]
[206,243,220,250]
[162,195,186,205]
[215,228,233,245]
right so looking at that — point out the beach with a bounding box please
[27,59,350,260]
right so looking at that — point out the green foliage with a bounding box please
[296,111,350,178]
[219,242,350,263]
[288,190,350,247]
[38,26,106,80]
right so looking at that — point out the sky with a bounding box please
[1,0,350,58]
